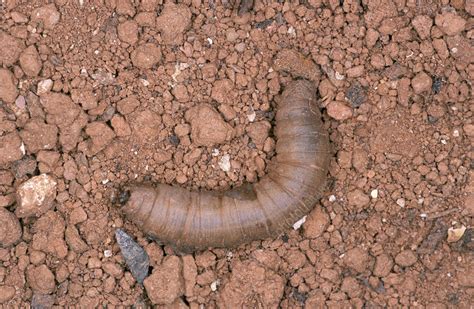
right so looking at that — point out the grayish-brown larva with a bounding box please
[121,80,330,252]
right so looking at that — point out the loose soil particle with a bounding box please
[0,0,472,307]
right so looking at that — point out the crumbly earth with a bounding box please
[0,0,473,308]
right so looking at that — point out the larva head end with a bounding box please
[118,188,131,206]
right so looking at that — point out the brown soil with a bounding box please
[0,0,473,308]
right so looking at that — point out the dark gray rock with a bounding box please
[115,229,150,284]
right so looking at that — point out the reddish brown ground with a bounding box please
[0,0,473,308]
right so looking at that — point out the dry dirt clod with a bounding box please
[218,260,285,308]
[327,101,353,121]
[273,49,321,83]
[0,68,18,104]
[303,206,330,238]
[84,122,116,155]
[394,249,418,267]
[19,45,42,77]
[0,31,25,66]
[31,4,60,29]
[131,43,162,69]
[26,264,56,294]
[0,208,22,247]
[411,71,432,94]
[143,256,184,305]
[0,132,24,167]
[15,174,57,218]
[344,247,370,273]
[185,104,234,147]
[0,286,16,304]
[19,120,58,153]
[155,3,192,45]
[115,229,150,285]
[434,12,466,36]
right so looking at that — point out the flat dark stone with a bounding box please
[115,229,150,284]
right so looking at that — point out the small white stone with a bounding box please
[37,79,53,95]
[441,139,447,145]
[420,213,427,219]
[370,189,378,199]
[453,130,459,137]
[218,154,231,172]
[140,79,150,87]
[335,71,345,80]
[101,179,109,185]
[212,149,220,157]
[207,37,213,45]
[210,280,219,291]
[287,26,296,36]
[396,198,406,208]
[104,249,112,257]
[20,142,26,155]
[329,195,336,202]
[247,110,256,122]
[292,216,307,230]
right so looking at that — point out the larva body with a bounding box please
[122,80,330,252]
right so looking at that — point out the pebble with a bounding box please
[396,198,405,208]
[218,154,231,172]
[115,229,150,284]
[292,216,307,230]
[370,189,378,199]
[36,79,53,95]
[16,174,57,218]
[210,280,219,292]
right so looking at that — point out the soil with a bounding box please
[0,0,473,308]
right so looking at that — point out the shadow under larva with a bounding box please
[120,79,331,253]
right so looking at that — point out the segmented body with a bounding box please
[122,80,330,252]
